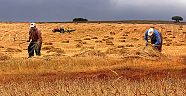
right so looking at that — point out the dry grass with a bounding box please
[0,56,185,95]
[0,54,183,75]
[0,54,184,95]
[0,73,185,96]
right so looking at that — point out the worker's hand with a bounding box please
[154,44,159,47]
[36,41,41,46]
[154,44,159,49]
[35,41,38,45]
[146,42,148,46]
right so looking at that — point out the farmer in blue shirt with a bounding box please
[144,27,163,52]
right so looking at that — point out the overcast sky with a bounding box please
[0,0,186,22]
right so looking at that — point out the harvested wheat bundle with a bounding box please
[95,40,102,43]
[92,37,98,39]
[121,45,166,60]
[42,46,55,50]
[5,48,22,52]
[0,45,4,48]
[43,42,53,45]
[0,53,10,61]
[110,32,116,35]
[61,40,70,43]
[142,45,162,57]
[83,37,91,40]
[106,40,114,46]
[133,45,166,60]
[46,47,65,54]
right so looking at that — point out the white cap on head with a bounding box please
[148,28,154,36]
[30,23,36,28]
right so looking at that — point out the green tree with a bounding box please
[172,16,183,23]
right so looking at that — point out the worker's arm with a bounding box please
[144,30,148,44]
[27,30,31,42]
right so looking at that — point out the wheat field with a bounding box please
[0,22,185,95]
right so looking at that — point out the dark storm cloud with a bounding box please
[0,0,185,21]
[109,0,186,20]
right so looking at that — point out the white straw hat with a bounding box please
[148,28,154,36]
[30,23,36,28]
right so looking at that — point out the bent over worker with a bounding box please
[144,27,163,52]
[27,23,42,58]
